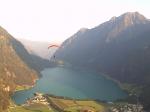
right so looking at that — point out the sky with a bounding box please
[0,0,150,43]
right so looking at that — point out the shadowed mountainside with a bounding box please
[56,12,150,85]
[55,12,150,110]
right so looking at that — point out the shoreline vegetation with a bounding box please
[15,78,39,92]
[15,85,32,92]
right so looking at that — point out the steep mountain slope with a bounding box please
[11,38,52,73]
[55,12,150,110]
[18,38,57,59]
[0,26,51,111]
[56,12,150,85]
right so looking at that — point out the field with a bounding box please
[9,94,107,112]
[9,103,54,112]
[48,96,107,112]
[15,85,32,92]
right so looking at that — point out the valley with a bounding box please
[0,11,150,112]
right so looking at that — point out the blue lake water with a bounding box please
[12,67,127,104]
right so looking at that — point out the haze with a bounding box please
[0,0,150,43]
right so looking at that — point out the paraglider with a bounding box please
[48,44,60,49]
[48,44,60,61]
[48,43,64,66]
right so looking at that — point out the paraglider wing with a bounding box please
[48,44,59,49]
[48,44,60,61]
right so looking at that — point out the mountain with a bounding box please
[56,12,150,84]
[0,26,51,111]
[18,38,57,59]
[11,38,53,73]
[55,12,150,110]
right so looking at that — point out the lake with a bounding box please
[12,67,127,104]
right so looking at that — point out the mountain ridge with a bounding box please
[55,12,150,110]
[56,12,150,84]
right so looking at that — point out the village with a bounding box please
[25,93,49,106]
[109,103,144,112]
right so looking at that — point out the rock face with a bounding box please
[55,12,150,85]
[0,26,51,111]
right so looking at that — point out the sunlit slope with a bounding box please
[0,26,51,111]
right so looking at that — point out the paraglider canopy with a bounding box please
[48,44,60,49]
[48,44,60,62]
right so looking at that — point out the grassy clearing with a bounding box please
[24,103,53,112]
[9,106,33,112]
[15,85,31,92]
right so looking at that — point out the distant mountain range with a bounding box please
[55,12,150,110]
[0,26,51,111]
[18,38,57,59]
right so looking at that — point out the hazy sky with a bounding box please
[0,0,150,43]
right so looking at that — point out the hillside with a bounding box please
[55,12,150,110]
[11,38,52,73]
[55,12,150,84]
[0,26,51,111]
